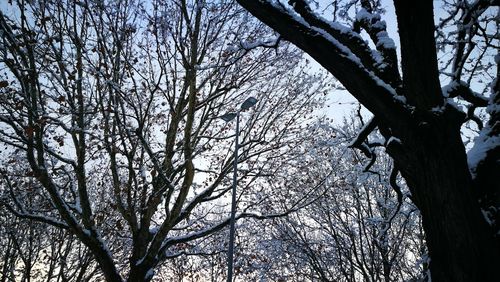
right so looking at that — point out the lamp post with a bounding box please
[219,97,257,282]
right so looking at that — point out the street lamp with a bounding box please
[219,97,257,282]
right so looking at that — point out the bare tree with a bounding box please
[285,119,425,282]
[224,116,426,281]
[236,0,500,281]
[0,0,329,280]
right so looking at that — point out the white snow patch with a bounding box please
[441,81,461,98]
[481,209,494,226]
[467,129,499,174]
[145,268,155,279]
[355,8,381,22]
[375,31,396,49]
[387,136,402,146]
[445,98,465,112]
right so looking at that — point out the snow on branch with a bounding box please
[287,0,385,74]
[442,80,489,107]
[235,0,413,124]
[3,204,69,229]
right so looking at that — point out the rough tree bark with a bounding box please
[236,0,500,281]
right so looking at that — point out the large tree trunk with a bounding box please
[128,264,153,282]
[389,1,500,280]
[388,113,500,281]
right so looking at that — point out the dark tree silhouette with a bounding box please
[236,0,500,281]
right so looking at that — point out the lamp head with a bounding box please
[240,97,257,111]
[219,112,237,122]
